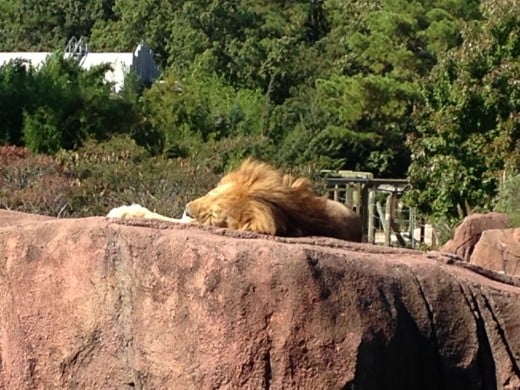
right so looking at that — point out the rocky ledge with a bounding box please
[1,209,519,389]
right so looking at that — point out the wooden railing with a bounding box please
[323,172,430,247]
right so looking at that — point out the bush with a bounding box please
[0,60,36,145]
[23,107,63,154]
[142,71,266,157]
[1,135,280,218]
[1,53,145,154]
[0,145,73,215]
[55,135,222,217]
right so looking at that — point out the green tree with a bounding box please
[25,54,115,152]
[269,0,481,175]
[163,1,327,104]
[142,70,266,158]
[0,0,115,51]
[90,0,176,65]
[0,60,37,145]
[407,10,519,219]
[1,53,143,154]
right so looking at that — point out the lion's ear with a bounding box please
[239,202,278,235]
[291,177,312,190]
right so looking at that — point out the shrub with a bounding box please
[1,135,330,219]
[1,53,145,154]
[0,145,73,215]
[56,135,222,217]
[0,60,36,145]
[142,71,266,157]
[23,107,63,154]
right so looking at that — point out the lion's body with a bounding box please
[108,158,362,242]
[185,159,362,241]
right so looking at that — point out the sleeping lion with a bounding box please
[107,158,362,242]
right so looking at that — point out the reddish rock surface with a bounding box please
[0,209,55,225]
[440,212,510,261]
[470,228,520,276]
[1,210,520,389]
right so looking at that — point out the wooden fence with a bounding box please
[323,171,432,248]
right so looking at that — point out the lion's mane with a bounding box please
[185,158,362,242]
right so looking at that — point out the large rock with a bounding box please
[1,210,520,389]
[470,228,520,276]
[0,209,55,225]
[440,212,510,261]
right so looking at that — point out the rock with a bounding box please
[470,228,520,276]
[1,210,520,389]
[440,212,510,261]
[0,209,55,227]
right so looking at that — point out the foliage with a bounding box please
[407,11,520,219]
[264,0,483,177]
[0,0,115,51]
[494,174,520,227]
[159,1,327,102]
[23,107,64,154]
[0,145,73,215]
[49,136,225,217]
[0,137,224,218]
[0,59,36,145]
[142,70,267,157]
[90,0,176,65]
[0,137,337,219]
[0,53,143,154]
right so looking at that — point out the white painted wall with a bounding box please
[0,43,160,92]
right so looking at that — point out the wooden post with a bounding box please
[359,184,369,242]
[408,207,416,249]
[345,184,353,208]
[387,195,405,247]
[420,217,425,245]
[384,193,393,246]
[355,183,362,214]
[367,188,375,244]
[376,201,385,242]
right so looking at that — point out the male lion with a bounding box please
[107,158,362,242]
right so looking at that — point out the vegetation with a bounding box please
[0,54,139,152]
[0,0,518,228]
[494,174,520,227]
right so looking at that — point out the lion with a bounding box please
[107,158,362,242]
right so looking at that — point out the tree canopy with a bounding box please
[0,0,518,224]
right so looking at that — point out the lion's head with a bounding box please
[185,158,362,241]
[185,159,289,235]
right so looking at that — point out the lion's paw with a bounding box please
[106,204,153,219]
[107,204,195,223]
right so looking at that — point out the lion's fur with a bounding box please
[185,158,362,241]
[107,158,362,241]
[106,204,191,223]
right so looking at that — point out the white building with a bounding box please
[0,41,160,92]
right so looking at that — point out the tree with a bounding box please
[141,70,266,158]
[268,0,482,175]
[0,60,37,145]
[1,53,142,154]
[0,0,115,51]
[90,0,176,66]
[162,0,327,104]
[407,10,519,219]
